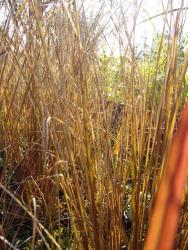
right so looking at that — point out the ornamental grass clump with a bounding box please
[0,0,187,249]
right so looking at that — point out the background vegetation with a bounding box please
[0,0,188,249]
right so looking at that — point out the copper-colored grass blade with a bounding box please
[144,104,188,250]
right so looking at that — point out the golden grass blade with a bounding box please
[144,104,188,250]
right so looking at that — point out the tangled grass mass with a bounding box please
[0,1,188,249]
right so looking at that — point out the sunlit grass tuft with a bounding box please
[0,1,188,249]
